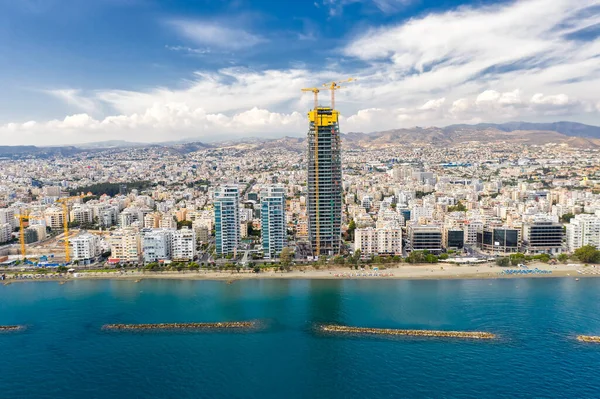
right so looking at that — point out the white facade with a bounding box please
[566,214,600,252]
[0,208,16,229]
[142,228,174,263]
[70,233,101,261]
[172,228,196,261]
[0,223,12,243]
[70,205,94,225]
[355,227,402,257]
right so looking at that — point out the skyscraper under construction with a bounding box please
[306,106,342,256]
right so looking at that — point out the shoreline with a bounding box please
[2,262,595,283]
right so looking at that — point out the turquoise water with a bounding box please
[2,278,600,398]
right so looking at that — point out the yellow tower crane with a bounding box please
[56,195,85,263]
[322,78,355,109]
[15,213,44,260]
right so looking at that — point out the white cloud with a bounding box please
[165,45,211,55]
[167,20,265,50]
[44,89,99,114]
[4,0,600,144]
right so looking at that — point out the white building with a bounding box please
[0,223,12,244]
[0,208,16,229]
[566,214,600,252]
[142,228,174,263]
[172,228,196,261]
[355,226,402,257]
[70,205,94,225]
[70,232,101,262]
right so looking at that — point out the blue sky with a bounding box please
[0,0,599,145]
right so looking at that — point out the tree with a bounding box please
[574,246,600,263]
[406,251,425,264]
[424,254,438,263]
[177,220,193,229]
[557,253,569,263]
[561,213,575,223]
[280,247,293,270]
[448,201,467,212]
[496,257,510,267]
[439,253,449,260]
[347,219,356,241]
[510,253,526,266]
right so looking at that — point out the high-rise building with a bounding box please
[261,185,286,259]
[307,106,342,256]
[214,185,240,256]
[566,214,600,252]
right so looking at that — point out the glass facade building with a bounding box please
[261,185,286,259]
[214,185,240,256]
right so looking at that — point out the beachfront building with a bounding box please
[214,185,240,256]
[355,226,402,258]
[141,228,174,263]
[477,227,520,254]
[566,214,600,252]
[407,224,442,254]
[261,185,286,259]
[522,217,564,254]
[108,229,141,264]
[443,228,465,250]
[70,232,102,262]
[172,227,196,261]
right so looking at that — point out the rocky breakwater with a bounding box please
[321,325,496,339]
[0,325,24,332]
[102,321,256,331]
[577,335,600,343]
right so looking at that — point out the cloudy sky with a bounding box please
[0,0,599,145]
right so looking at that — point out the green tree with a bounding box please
[574,246,600,263]
[557,253,569,263]
[177,220,193,229]
[510,253,526,266]
[280,247,293,270]
[561,213,575,223]
[439,253,449,260]
[406,251,425,264]
[425,254,438,263]
[347,219,356,241]
[496,257,510,267]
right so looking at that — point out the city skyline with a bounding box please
[1,0,599,145]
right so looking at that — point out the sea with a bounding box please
[1,277,600,399]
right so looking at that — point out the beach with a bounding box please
[2,262,595,282]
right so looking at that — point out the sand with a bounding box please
[2,262,595,283]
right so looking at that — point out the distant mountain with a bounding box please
[0,121,598,157]
[444,121,600,138]
[72,140,148,149]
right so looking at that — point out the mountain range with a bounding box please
[1,121,599,158]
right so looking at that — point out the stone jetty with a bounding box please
[103,321,256,331]
[0,325,24,332]
[577,335,600,343]
[320,325,496,339]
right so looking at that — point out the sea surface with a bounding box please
[1,278,600,398]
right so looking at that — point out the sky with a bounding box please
[0,0,599,146]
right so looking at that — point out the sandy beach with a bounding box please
[2,262,596,283]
